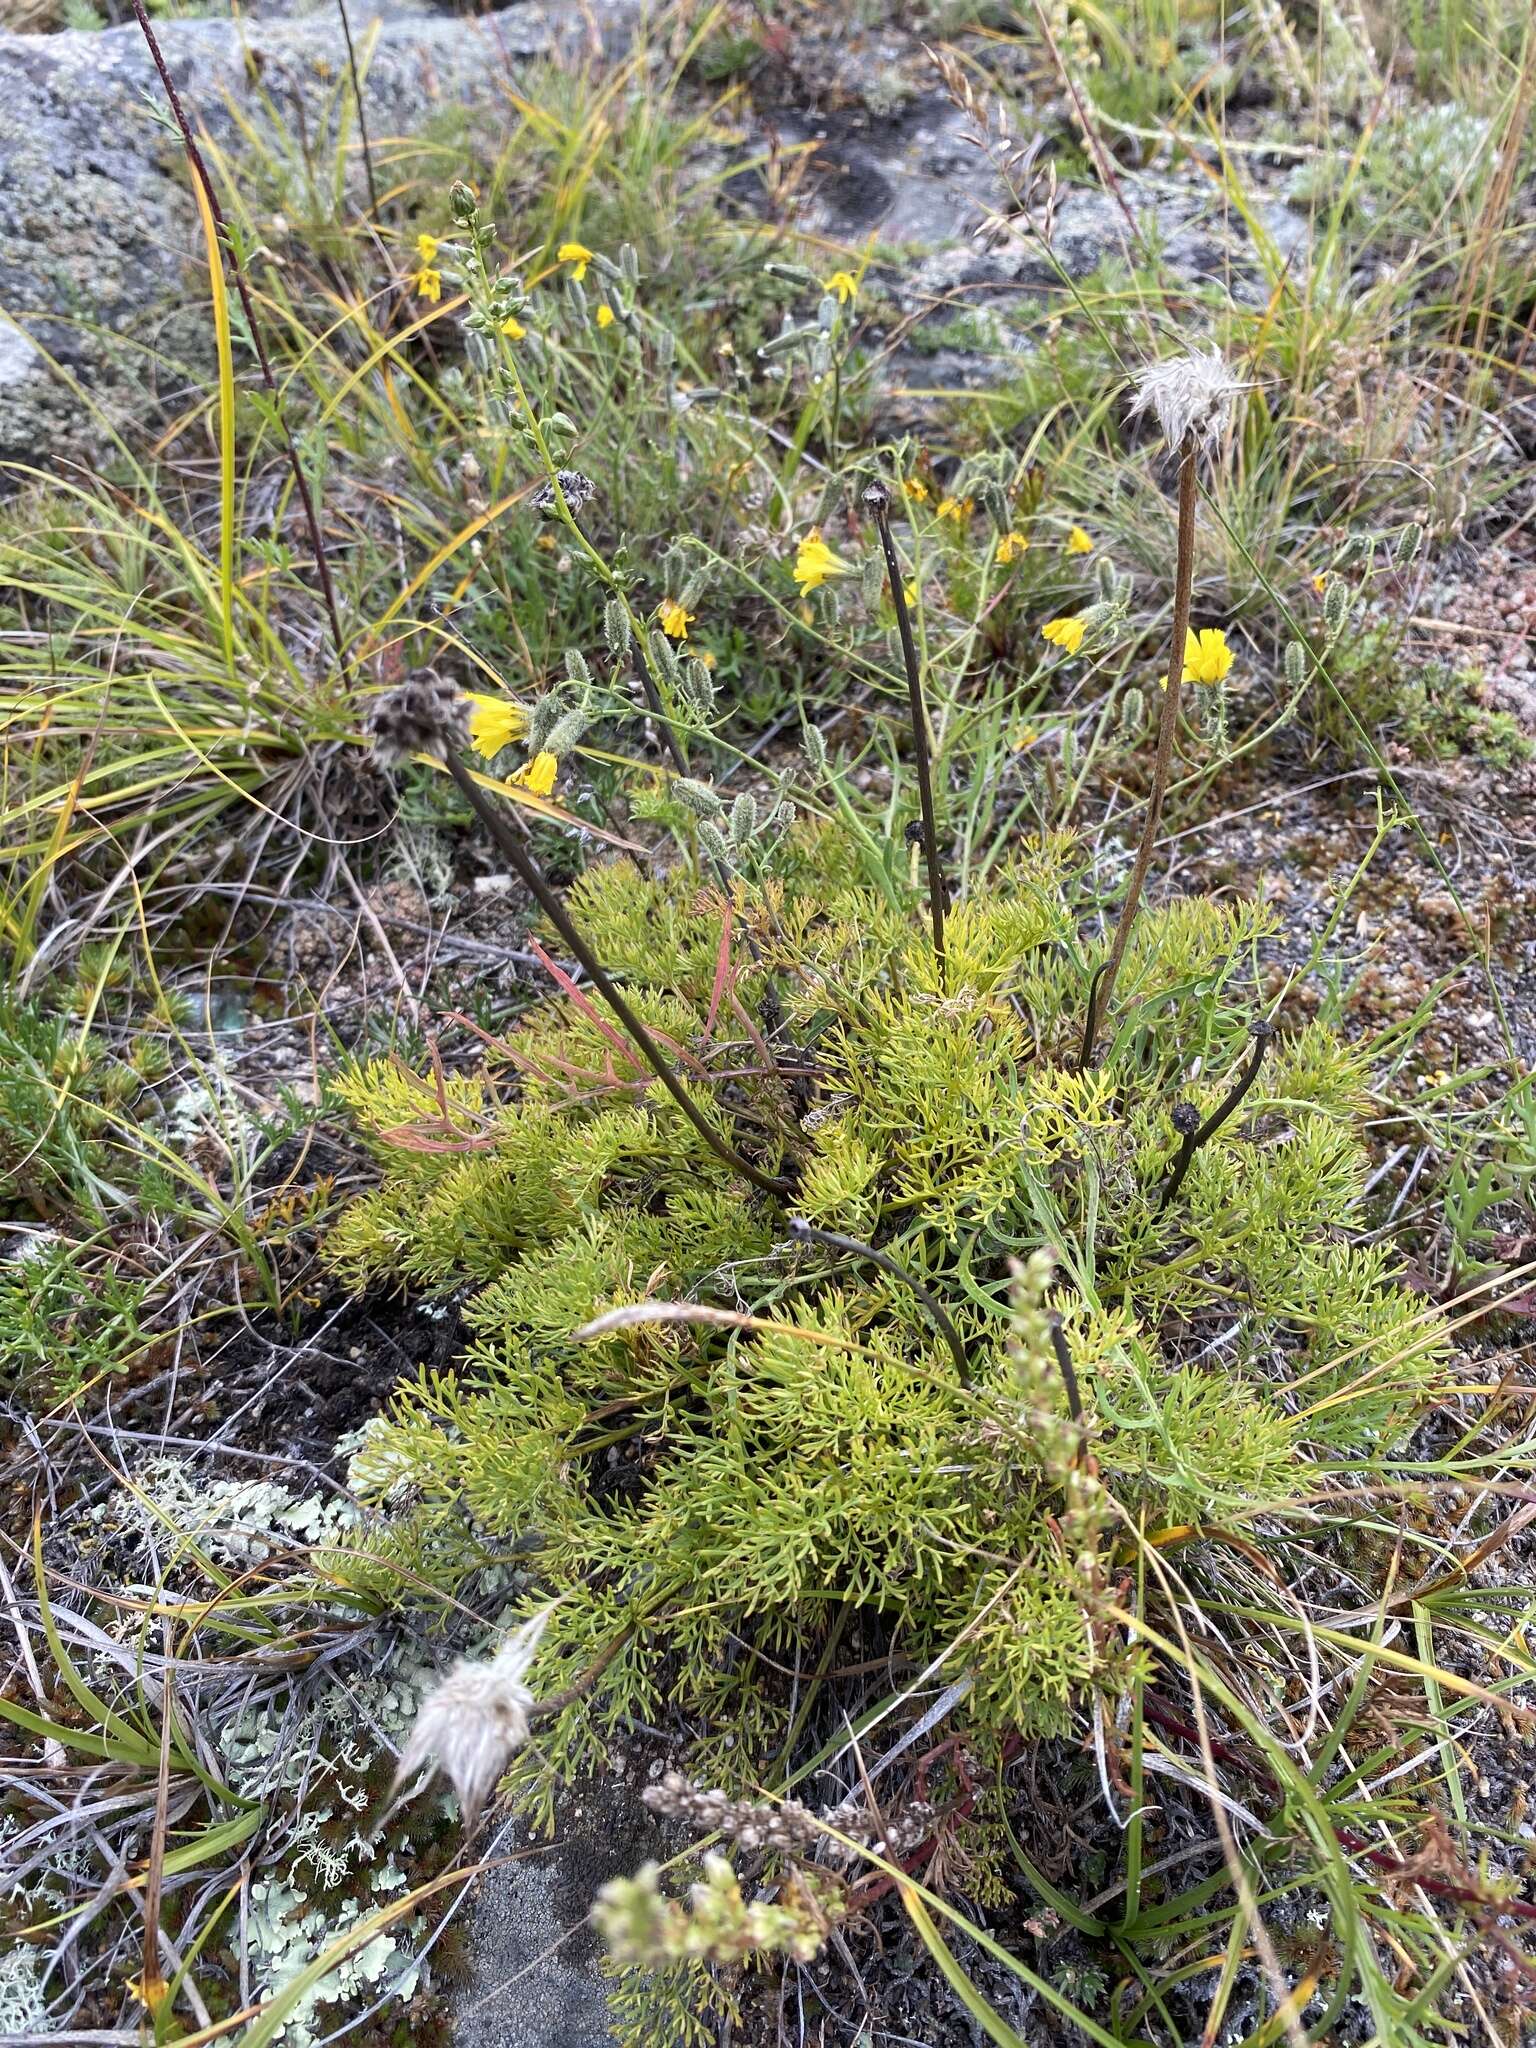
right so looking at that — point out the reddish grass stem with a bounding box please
[335,0,381,219]
[130,0,346,668]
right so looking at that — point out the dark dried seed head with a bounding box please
[1249,1016,1275,1042]
[1170,1101,1201,1135]
[862,479,892,517]
[534,470,596,515]
[367,676,469,767]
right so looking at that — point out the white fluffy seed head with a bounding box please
[1128,347,1247,455]
[393,1604,553,1825]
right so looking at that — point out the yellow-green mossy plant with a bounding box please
[325,818,1448,1814]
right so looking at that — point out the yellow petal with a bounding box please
[468,694,527,759]
[1067,525,1093,554]
[1041,615,1086,655]
[512,751,559,798]
[596,303,615,328]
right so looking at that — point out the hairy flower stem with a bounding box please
[788,1219,968,1384]
[1159,1019,1273,1211]
[1082,439,1198,1064]
[130,0,346,671]
[864,484,947,981]
[444,750,790,1197]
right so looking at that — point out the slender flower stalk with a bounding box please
[864,480,947,980]
[1159,1019,1273,1212]
[443,749,790,1196]
[130,0,346,670]
[1082,351,1245,1063]
[788,1218,968,1384]
[367,679,787,1194]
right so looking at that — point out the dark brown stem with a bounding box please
[130,0,347,669]
[1159,1020,1273,1211]
[443,750,790,1197]
[865,483,946,980]
[1082,439,1197,1064]
[335,0,381,219]
[789,1218,968,1384]
[1048,1320,1084,1425]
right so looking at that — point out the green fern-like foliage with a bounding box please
[327,823,1447,1806]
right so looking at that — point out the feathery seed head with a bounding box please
[393,1605,553,1824]
[367,676,469,767]
[1128,348,1246,455]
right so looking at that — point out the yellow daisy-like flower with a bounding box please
[467,693,527,760]
[996,531,1029,564]
[558,240,594,281]
[936,495,973,524]
[1066,525,1094,554]
[824,270,858,304]
[1183,627,1234,683]
[903,477,930,502]
[501,314,527,340]
[792,528,849,594]
[1041,615,1087,655]
[414,268,442,304]
[596,303,615,329]
[658,598,694,640]
[511,750,559,798]
[1159,626,1235,690]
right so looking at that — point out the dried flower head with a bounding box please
[367,676,469,767]
[1128,347,1246,455]
[393,1605,553,1825]
[535,470,597,515]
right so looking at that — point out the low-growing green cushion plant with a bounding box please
[326,818,1448,1811]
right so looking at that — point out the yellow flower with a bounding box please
[903,477,930,502]
[824,270,858,304]
[558,240,594,281]
[1312,571,1328,594]
[792,528,849,594]
[1067,525,1094,554]
[468,693,527,760]
[1159,626,1235,690]
[658,598,694,640]
[1041,615,1087,655]
[936,495,973,524]
[1184,627,1234,683]
[596,303,615,329]
[996,531,1029,564]
[511,750,559,798]
[414,268,442,304]
[501,314,527,340]
[902,581,919,609]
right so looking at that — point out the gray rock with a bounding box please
[455,1777,667,2048]
[0,4,596,469]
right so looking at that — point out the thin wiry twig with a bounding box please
[334,0,381,218]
